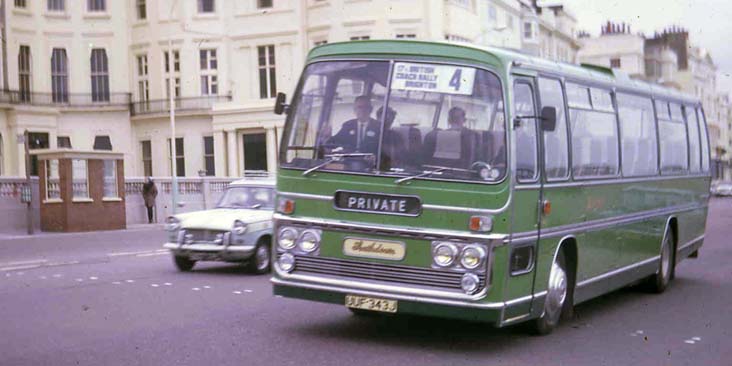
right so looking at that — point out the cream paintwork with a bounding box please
[174,208,273,232]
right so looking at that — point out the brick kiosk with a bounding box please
[34,150,126,232]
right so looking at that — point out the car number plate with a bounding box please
[345,295,397,313]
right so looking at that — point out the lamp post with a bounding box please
[168,0,179,214]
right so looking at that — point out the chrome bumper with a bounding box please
[163,242,255,259]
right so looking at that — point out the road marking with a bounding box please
[0,259,48,267]
[112,281,121,285]
[692,337,701,341]
[39,276,47,279]
[203,285,211,289]
[244,289,253,293]
[52,274,62,278]
[125,279,135,283]
[164,282,172,286]
[0,264,42,272]
[89,276,98,280]
[685,340,695,344]
[136,252,168,257]
[151,284,159,287]
[233,291,242,294]
[46,260,80,267]
[192,287,201,291]
[75,278,84,282]
[108,250,159,257]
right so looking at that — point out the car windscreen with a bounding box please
[216,187,274,209]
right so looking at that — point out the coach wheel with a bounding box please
[647,226,674,293]
[532,249,568,335]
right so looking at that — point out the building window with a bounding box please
[136,0,146,19]
[396,33,416,39]
[141,140,152,177]
[164,50,181,98]
[257,0,272,8]
[48,0,65,11]
[87,0,106,11]
[506,14,514,29]
[523,22,533,39]
[313,40,328,47]
[487,4,497,21]
[258,45,276,99]
[93,135,112,151]
[18,45,32,102]
[200,49,218,95]
[349,35,370,41]
[46,160,61,200]
[198,0,214,13]
[72,159,89,199]
[137,55,149,102]
[103,160,118,198]
[445,34,471,43]
[57,136,72,149]
[14,0,26,8]
[610,58,621,68]
[243,133,268,171]
[168,138,185,177]
[90,49,110,102]
[51,48,69,103]
[203,136,215,176]
[28,133,49,176]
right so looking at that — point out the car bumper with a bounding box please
[163,242,255,261]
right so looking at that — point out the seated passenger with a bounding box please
[326,95,381,155]
[377,106,406,171]
[422,107,478,169]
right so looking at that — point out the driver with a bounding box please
[326,95,381,154]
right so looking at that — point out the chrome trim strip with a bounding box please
[274,213,509,242]
[504,294,533,307]
[576,256,659,288]
[678,234,704,252]
[277,191,508,215]
[515,173,710,190]
[511,203,705,242]
[163,242,253,253]
[502,313,531,324]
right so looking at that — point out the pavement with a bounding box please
[0,200,730,365]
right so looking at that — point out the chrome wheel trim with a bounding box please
[255,245,270,271]
[545,261,568,321]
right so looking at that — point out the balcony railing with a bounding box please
[0,89,131,108]
[130,95,232,116]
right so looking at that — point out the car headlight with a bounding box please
[432,242,458,267]
[165,216,181,232]
[297,229,321,253]
[277,227,298,250]
[232,220,247,235]
[460,245,487,270]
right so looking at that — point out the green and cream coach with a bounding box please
[270,40,711,334]
[164,177,275,274]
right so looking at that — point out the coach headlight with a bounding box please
[432,242,458,267]
[277,227,298,250]
[460,245,487,270]
[297,229,321,253]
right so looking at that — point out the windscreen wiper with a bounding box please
[395,166,451,185]
[302,153,375,177]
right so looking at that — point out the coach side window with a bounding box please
[567,83,619,178]
[617,93,658,176]
[657,101,688,174]
[685,105,701,173]
[697,107,710,172]
[538,77,569,180]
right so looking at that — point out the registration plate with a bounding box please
[345,295,398,313]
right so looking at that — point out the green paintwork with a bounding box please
[274,40,711,327]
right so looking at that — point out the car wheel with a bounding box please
[173,255,195,272]
[531,249,570,335]
[646,226,674,293]
[247,238,271,274]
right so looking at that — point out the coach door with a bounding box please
[504,76,543,320]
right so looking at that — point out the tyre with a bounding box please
[646,226,675,293]
[173,255,195,271]
[532,249,570,335]
[246,239,271,274]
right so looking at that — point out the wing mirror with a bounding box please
[274,92,289,115]
[540,106,557,132]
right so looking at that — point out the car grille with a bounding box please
[185,229,227,243]
[285,254,487,293]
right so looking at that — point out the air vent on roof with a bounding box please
[579,63,614,75]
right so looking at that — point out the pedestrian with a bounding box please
[142,177,158,224]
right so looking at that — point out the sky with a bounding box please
[540,0,732,96]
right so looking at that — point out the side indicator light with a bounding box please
[542,200,551,216]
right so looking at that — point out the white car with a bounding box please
[711,181,732,196]
[163,178,275,274]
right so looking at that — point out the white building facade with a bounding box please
[0,0,579,178]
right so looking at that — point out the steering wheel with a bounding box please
[471,161,495,181]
